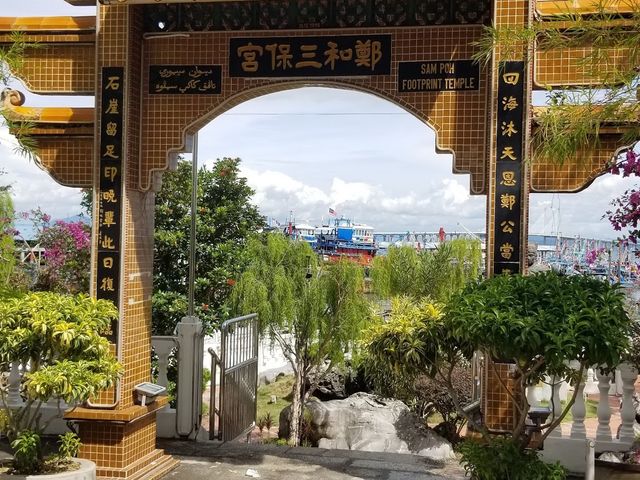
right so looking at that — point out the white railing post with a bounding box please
[526,382,539,409]
[618,362,638,443]
[175,315,204,438]
[595,368,613,442]
[7,362,22,406]
[570,367,587,439]
[585,439,595,480]
[547,375,563,438]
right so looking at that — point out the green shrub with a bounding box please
[0,292,121,474]
[57,432,82,460]
[11,431,41,475]
[202,367,212,391]
[458,438,566,480]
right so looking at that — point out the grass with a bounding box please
[538,399,599,423]
[256,374,294,427]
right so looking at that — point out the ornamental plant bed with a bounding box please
[595,459,640,471]
[0,293,120,477]
[594,461,640,480]
[0,458,95,480]
[593,445,640,479]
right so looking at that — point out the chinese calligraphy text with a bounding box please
[493,61,525,275]
[229,35,391,77]
[97,67,124,344]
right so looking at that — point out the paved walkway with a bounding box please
[158,440,467,480]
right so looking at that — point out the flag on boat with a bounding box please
[328,208,336,216]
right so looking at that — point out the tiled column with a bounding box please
[482,0,531,431]
[64,5,177,479]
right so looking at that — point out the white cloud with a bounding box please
[439,179,470,207]
[238,162,486,232]
[330,178,373,206]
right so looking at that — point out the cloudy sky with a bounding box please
[1,0,637,240]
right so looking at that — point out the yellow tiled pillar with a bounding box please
[64,5,177,478]
[482,0,531,431]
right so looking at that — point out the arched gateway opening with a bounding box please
[191,85,485,234]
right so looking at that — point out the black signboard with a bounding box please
[97,66,124,344]
[492,61,525,275]
[149,65,222,95]
[398,60,480,92]
[229,35,391,77]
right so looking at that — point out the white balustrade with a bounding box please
[543,363,640,475]
[547,375,563,438]
[152,336,177,388]
[7,362,22,405]
[570,370,587,439]
[526,382,540,409]
[595,368,614,441]
[617,362,638,443]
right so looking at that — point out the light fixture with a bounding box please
[134,382,167,406]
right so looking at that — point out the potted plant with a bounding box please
[0,292,121,478]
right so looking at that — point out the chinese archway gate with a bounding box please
[0,0,637,478]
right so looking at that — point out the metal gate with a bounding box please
[208,313,259,441]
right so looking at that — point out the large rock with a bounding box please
[306,368,348,401]
[306,362,373,401]
[279,393,454,461]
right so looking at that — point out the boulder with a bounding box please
[279,393,454,461]
[306,363,373,401]
[306,368,348,401]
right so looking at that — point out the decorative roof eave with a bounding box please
[65,0,95,6]
[2,89,95,140]
[1,89,94,188]
[0,16,96,34]
[530,105,638,193]
[2,89,94,128]
[536,0,640,18]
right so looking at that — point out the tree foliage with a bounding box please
[230,233,370,445]
[605,149,640,243]
[152,157,264,334]
[0,32,39,158]
[363,271,631,454]
[0,292,121,473]
[34,219,91,294]
[370,239,482,302]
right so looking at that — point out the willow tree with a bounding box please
[229,233,369,445]
[365,239,481,434]
[371,238,482,303]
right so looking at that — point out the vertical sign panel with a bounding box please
[493,61,525,275]
[97,67,124,344]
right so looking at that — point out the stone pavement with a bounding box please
[158,440,467,480]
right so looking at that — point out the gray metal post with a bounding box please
[585,439,595,480]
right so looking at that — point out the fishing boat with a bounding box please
[282,220,318,248]
[315,217,377,266]
[281,214,378,265]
